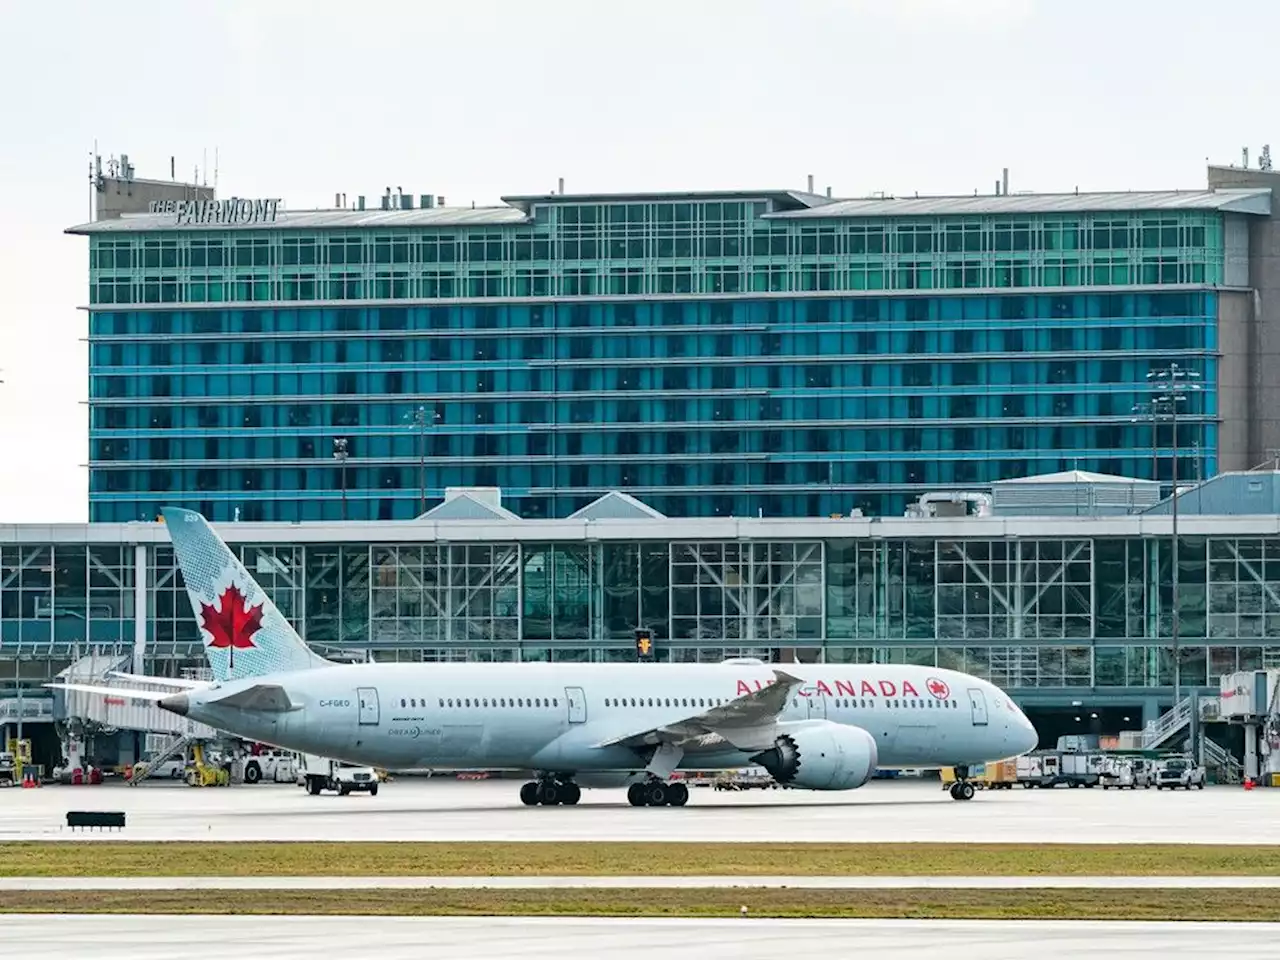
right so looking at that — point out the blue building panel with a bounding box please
[86,291,1217,522]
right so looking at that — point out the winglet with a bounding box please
[772,669,805,687]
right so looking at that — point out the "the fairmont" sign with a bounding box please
[148,197,282,226]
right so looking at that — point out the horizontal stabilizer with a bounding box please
[107,671,206,690]
[207,683,296,713]
[44,682,170,702]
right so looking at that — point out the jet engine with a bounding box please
[748,720,878,790]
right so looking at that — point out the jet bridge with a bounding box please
[52,654,220,773]
[1219,669,1280,783]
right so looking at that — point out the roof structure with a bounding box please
[501,189,829,213]
[416,492,521,522]
[66,187,1273,235]
[995,470,1155,486]
[66,205,528,235]
[768,188,1272,220]
[567,491,668,521]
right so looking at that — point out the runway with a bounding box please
[2,915,1277,959]
[4,875,1280,890]
[4,778,1280,843]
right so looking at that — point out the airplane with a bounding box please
[50,507,1039,806]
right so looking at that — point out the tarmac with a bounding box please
[3,875,1280,890]
[4,777,1280,844]
[2,916,1277,959]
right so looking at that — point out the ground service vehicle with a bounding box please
[298,753,379,796]
[1016,753,1061,788]
[243,748,296,784]
[1059,751,1102,788]
[1155,757,1206,790]
[1100,756,1150,789]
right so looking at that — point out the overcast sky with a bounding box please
[0,0,1272,523]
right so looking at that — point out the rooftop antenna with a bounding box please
[203,148,208,186]
[1243,146,1250,169]
[1262,145,1273,171]
[214,147,219,191]
[1002,167,1009,195]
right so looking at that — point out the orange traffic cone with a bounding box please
[1245,777,1256,791]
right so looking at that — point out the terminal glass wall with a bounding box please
[88,290,1217,522]
[4,535,1277,699]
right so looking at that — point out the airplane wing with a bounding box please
[595,668,807,753]
[107,671,207,690]
[44,682,170,702]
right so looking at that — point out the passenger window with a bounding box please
[400,699,406,708]
[553,699,558,707]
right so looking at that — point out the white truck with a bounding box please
[1099,756,1152,790]
[1154,756,1206,790]
[297,753,379,796]
[243,749,296,784]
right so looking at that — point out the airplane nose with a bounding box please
[1016,714,1039,754]
[159,693,189,717]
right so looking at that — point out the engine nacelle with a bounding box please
[748,721,879,791]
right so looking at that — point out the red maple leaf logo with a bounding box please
[927,678,950,700]
[199,584,263,650]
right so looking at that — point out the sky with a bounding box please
[0,0,1273,523]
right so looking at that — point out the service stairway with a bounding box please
[1142,693,1243,783]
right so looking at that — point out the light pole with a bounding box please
[1146,362,1202,713]
[404,405,440,516]
[332,438,349,521]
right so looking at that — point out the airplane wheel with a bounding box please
[537,781,561,806]
[244,763,261,784]
[961,781,975,801]
[668,782,689,807]
[627,783,646,807]
[562,783,581,805]
[948,781,961,800]
[520,781,539,806]
[647,782,669,807]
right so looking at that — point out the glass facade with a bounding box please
[4,528,1277,700]
[82,197,1225,522]
[86,203,1225,306]
[87,290,1216,522]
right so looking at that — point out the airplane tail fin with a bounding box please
[161,508,330,682]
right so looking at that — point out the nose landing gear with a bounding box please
[627,779,689,807]
[520,775,581,806]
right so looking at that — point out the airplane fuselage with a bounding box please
[174,661,1038,775]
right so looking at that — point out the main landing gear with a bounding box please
[627,779,689,807]
[520,776,581,806]
[948,765,976,801]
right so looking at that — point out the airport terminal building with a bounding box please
[68,164,1280,524]
[7,474,1280,746]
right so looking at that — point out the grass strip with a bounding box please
[1,888,1277,920]
[0,842,1275,878]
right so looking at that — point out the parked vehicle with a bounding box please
[1155,757,1206,790]
[1060,751,1103,788]
[243,748,296,784]
[1016,753,1061,788]
[1099,756,1151,790]
[297,753,379,796]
